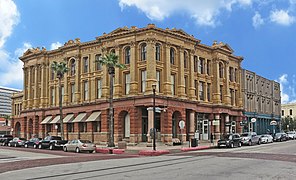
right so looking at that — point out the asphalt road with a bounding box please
[1,141,296,180]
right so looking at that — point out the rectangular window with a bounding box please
[46,124,52,133]
[83,57,88,73]
[95,54,102,71]
[207,60,211,75]
[234,68,237,82]
[199,81,204,101]
[51,70,54,80]
[141,70,146,93]
[92,121,101,132]
[61,86,64,103]
[220,85,223,102]
[79,122,87,132]
[171,74,175,95]
[229,67,233,82]
[195,80,198,96]
[230,88,234,105]
[194,56,198,72]
[84,81,88,101]
[156,70,161,92]
[67,124,74,132]
[184,76,188,95]
[51,87,55,105]
[71,84,75,102]
[97,79,102,99]
[207,83,211,101]
[125,73,130,95]
[282,110,284,116]
[198,57,205,74]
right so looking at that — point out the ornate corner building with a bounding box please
[11,24,280,145]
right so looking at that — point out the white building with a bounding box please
[0,86,21,117]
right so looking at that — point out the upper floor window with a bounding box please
[95,54,102,71]
[170,48,175,64]
[184,51,188,68]
[97,79,102,99]
[220,85,223,101]
[171,74,176,95]
[282,110,284,116]
[234,68,237,82]
[155,43,161,61]
[141,43,147,61]
[50,87,55,105]
[110,49,115,54]
[61,86,64,103]
[229,67,234,81]
[84,81,88,101]
[199,82,204,101]
[71,84,75,103]
[70,59,76,76]
[51,69,54,80]
[83,57,89,73]
[125,73,130,95]
[219,62,224,78]
[156,70,161,92]
[141,70,146,92]
[198,57,205,74]
[207,83,211,102]
[290,109,293,116]
[125,47,130,64]
[194,56,198,72]
[184,76,188,95]
[206,60,211,75]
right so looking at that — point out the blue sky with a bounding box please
[0,0,296,103]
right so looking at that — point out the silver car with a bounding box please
[241,132,261,145]
[63,139,96,153]
[287,131,296,140]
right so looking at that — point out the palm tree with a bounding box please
[97,52,126,147]
[51,61,69,140]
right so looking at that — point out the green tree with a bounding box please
[96,52,126,147]
[51,61,69,140]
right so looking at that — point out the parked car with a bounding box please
[8,137,26,147]
[273,133,289,142]
[24,138,42,148]
[38,136,68,150]
[286,131,296,140]
[260,134,273,143]
[241,132,261,145]
[63,139,96,153]
[217,134,242,148]
[0,134,13,146]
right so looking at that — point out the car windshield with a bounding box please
[20,138,26,140]
[241,133,249,137]
[80,140,92,143]
[275,133,281,137]
[52,137,62,140]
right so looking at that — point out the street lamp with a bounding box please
[152,84,157,151]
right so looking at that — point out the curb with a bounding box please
[139,150,170,156]
[180,146,212,152]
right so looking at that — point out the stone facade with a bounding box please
[12,24,245,145]
[282,103,296,118]
[241,69,281,134]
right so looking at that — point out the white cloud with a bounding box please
[270,9,295,26]
[278,74,290,104]
[0,0,20,48]
[278,74,296,104]
[252,11,264,28]
[50,42,63,50]
[15,42,32,57]
[119,0,253,27]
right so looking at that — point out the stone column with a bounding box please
[189,50,197,100]
[214,114,221,139]
[224,62,231,105]
[40,65,45,108]
[63,61,69,105]
[27,67,32,109]
[147,107,154,144]
[177,48,186,98]
[33,66,38,108]
[129,42,138,95]
[75,56,81,103]
[146,39,157,94]
[212,59,220,104]
[44,65,49,106]
[225,114,230,134]
[22,68,27,109]
[189,111,195,139]
[114,46,122,98]
[163,44,172,96]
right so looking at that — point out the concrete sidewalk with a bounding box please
[96,141,216,156]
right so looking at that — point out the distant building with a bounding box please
[281,103,296,118]
[241,70,281,134]
[0,86,21,134]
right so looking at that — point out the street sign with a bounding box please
[270,120,277,125]
[251,118,256,123]
[179,120,185,129]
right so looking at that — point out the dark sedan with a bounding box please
[273,133,289,142]
[8,137,26,147]
[218,133,242,148]
[24,138,42,148]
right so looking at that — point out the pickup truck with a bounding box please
[38,136,68,150]
[241,132,261,146]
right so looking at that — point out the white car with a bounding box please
[287,131,296,140]
[260,134,273,143]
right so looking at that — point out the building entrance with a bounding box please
[202,119,209,140]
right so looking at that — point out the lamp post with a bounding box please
[152,84,157,151]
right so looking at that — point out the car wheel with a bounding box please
[63,147,67,152]
[238,142,242,147]
[75,147,80,153]
[49,144,54,150]
[230,143,234,148]
[89,150,94,153]
[8,143,11,147]
[258,140,261,145]
[25,144,28,148]
[14,143,17,147]
[38,144,42,149]
[33,144,37,149]
[248,140,252,146]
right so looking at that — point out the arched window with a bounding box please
[70,59,76,76]
[141,43,147,61]
[110,49,115,54]
[155,43,161,61]
[184,51,188,68]
[125,46,130,64]
[124,113,130,138]
[219,62,224,78]
[170,48,175,64]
